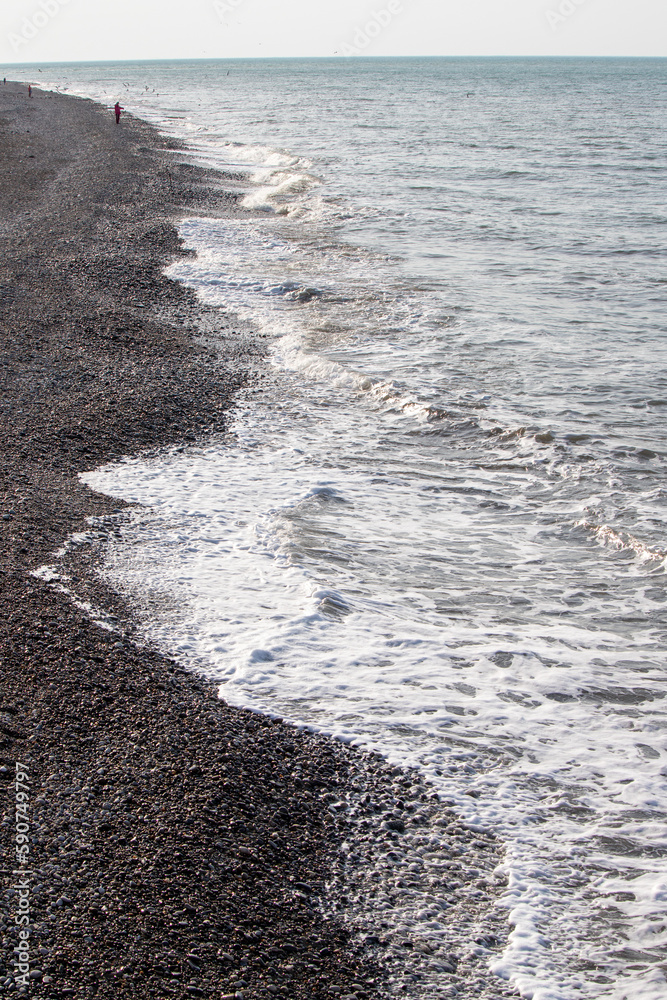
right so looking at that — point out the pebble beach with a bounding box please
[0,83,516,1000]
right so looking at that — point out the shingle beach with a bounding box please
[0,83,516,1000]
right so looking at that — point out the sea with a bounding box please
[20,57,667,999]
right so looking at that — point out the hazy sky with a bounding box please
[2,0,666,64]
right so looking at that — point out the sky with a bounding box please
[1,0,666,64]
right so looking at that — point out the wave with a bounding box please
[576,521,667,563]
[241,170,322,213]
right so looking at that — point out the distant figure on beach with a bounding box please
[114,102,123,124]
[28,85,32,98]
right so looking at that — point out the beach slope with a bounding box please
[0,82,385,999]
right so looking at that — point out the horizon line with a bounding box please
[4,54,667,67]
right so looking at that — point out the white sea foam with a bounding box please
[81,396,667,999]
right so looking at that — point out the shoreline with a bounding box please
[0,82,516,999]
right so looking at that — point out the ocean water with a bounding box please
[25,58,667,999]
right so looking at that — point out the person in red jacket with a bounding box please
[114,102,123,124]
